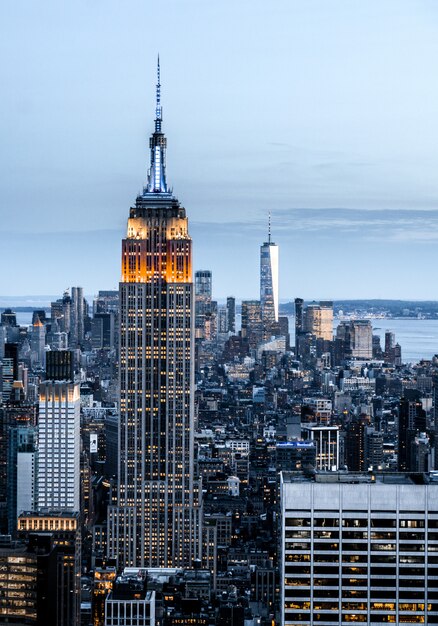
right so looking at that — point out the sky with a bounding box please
[1,0,438,301]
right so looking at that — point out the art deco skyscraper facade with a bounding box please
[108,61,199,568]
[260,215,279,327]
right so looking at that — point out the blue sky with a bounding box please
[1,0,438,299]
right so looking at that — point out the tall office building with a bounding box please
[294,298,304,356]
[217,305,227,334]
[226,296,236,334]
[70,286,84,348]
[18,512,81,626]
[241,300,263,348]
[385,330,395,360]
[30,316,46,369]
[108,60,199,569]
[304,301,333,341]
[260,214,279,327]
[398,390,427,472]
[336,319,373,361]
[281,471,438,626]
[195,270,213,340]
[51,291,71,335]
[349,320,373,359]
[7,425,36,535]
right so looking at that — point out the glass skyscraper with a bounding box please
[260,215,279,327]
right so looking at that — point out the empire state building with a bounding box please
[108,61,200,568]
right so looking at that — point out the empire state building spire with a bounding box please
[146,55,169,194]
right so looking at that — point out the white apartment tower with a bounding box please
[37,381,80,512]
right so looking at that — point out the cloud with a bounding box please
[191,208,438,244]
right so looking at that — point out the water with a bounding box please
[287,316,438,363]
[363,318,438,363]
[15,312,36,326]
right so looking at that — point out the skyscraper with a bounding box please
[241,300,263,349]
[37,372,80,513]
[336,319,373,360]
[294,297,304,356]
[195,270,212,340]
[30,316,45,369]
[281,472,438,625]
[303,301,333,341]
[108,60,199,569]
[398,390,426,472]
[69,286,84,348]
[260,214,279,328]
[226,296,236,334]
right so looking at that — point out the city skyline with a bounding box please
[2,0,438,298]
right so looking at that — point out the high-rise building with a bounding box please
[241,300,263,348]
[0,401,36,535]
[398,389,427,472]
[281,471,438,626]
[37,354,80,512]
[52,291,72,335]
[195,270,213,340]
[18,512,81,626]
[1,310,19,343]
[1,309,16,327]
[433,374,438,469]
[294,297,304,356]
[336,319,373,361]
[385,330,395,360]
[344,414,370,471]
[92,565,117,626]
[303,301,333,342]
[1,343,18,403]
[260,214,279,328]
[349,319,373,359]
[7,425,36,535]
[226,296,236,334]
[30,316,46,369]
[108,60,199,569]
[70,286,84,348]
[91,312,115,350]
[217,305,227,335]
[94,290,119,314]
[0,533,59,625]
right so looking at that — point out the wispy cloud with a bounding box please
[192,208,438,244]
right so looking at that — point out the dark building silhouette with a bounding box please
[1,309,17,327]
[18,512,81,626]
[398,390,426,472]
[0,533,58,625]
[294,298,304,356]
[345,414,370,471]
[226,296,236,334]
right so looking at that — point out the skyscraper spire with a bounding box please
[155,54,162,131]
[145,56,169,194]
[268,212,271,244]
